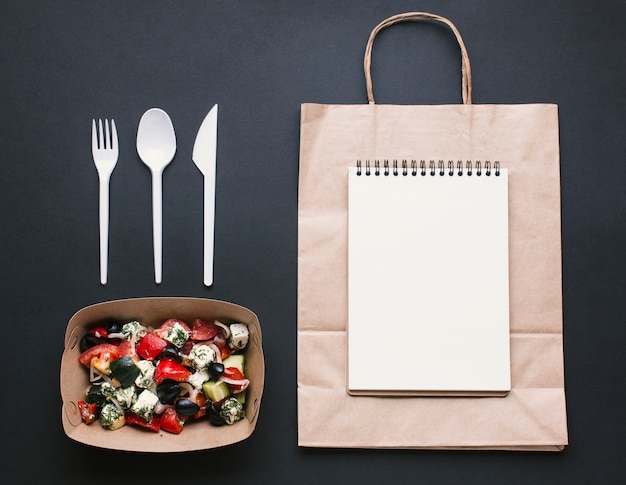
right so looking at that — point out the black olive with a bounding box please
[158,346,182,362]
[104,320,123,334]
[175,398,200,416]
[79,333,106,353]
[156,381,182,404]
[208,362,225,381]
[206,405,226,426]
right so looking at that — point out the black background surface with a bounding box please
[1,1,624,483]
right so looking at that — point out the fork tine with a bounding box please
[104,119,111,149]
[110,119,118,153]
[91,119,98,151]
[98,119,104,150]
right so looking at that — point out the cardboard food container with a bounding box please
[60,297,264,452]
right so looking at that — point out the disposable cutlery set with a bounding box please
[92,105,218,286]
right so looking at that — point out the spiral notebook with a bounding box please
[347,160,511,396]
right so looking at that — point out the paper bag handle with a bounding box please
[364,12,472,105]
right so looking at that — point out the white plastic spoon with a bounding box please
[136,108,176,284]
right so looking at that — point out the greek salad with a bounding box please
[77,318,250,433]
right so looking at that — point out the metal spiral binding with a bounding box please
[356,160,501,176]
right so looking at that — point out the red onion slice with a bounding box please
[218,376,250,392]
[208,343,222,363]
[214,320,231,338]
[154,402,172,415]
[179,382,200,402]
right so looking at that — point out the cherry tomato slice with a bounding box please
[154,358,191,385]
[222,366,247,393]
[190,318,219,341]
[222,366,245,380]
[116,339,137,359]
[77,401,98,424]
[87,326,109,339]
[136,332,167,361]
[159,408,184,434]
[78,344,121,368]
[154,319,191,338]
[125,413,160,432]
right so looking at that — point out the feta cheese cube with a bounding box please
[114,386,137,410]
[188,369,209,389]
[100,403,125,430]
[134,360,156,389]
[219,397,245,425]
[99,381,116,399]
[162,322,190,348]
[228,323,249,350]
[122,321,147,340]
[131,389,160,422]
[188,344,216,371]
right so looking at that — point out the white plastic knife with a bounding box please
[192,104,218,286]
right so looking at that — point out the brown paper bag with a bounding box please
[297,12,568,450]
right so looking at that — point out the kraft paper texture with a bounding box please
[296,12,568,451]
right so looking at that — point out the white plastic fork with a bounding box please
[91,118,118,285]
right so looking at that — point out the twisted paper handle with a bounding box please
[364,12,472,105]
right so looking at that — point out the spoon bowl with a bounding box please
[136,108,177,284]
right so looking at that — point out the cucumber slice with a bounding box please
[86,385,107,409]
[235,389,246,405]
[202,380,230,402]
[222,354,245,374]
[109,356,140,388]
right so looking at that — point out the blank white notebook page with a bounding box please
[347,165,510,395]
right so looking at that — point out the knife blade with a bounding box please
[192,104,218,286]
